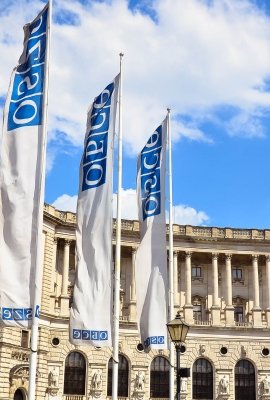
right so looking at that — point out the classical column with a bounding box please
[61,240,71,296]
[225,254,232,306]
[61,239,71,315]
[185,252,192,305]
[252,255,260,308]
[265,255,270,325]
[52,238,58,292]
[173,251,179,311]
[128,247,137,321]
[211,253,220,325]
[252,254,262,326]
[224,254,234,325]
[183,251,193,324]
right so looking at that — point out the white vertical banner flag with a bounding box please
[0,3,50,328]
[70,75,120,347]
[135,117,168,350]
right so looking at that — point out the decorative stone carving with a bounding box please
[180,377,187,392]
[200,344,206,355]
[9,365,31,396]
[135,370,145,391]
[11,351,30,361]
[219,375,229,394]
[90,369,103,398]
[92,369,102,389]
[217,375,229,399]
[47,366,59,397]
[260,375,270,399]
[48,367,59,387]
[134,370,145,399]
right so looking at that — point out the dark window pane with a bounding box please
[235,360,255,400]
[233,268,242,280]
[64,351,86,395]
[192,266,202,277]
[21,330,29,348]
[150,356,169,398]
[193,358,213,399]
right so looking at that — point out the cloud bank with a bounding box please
[52,189,209,226]
[1,0,270,157]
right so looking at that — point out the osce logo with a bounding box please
[144,336,165,348]
[2,307,33,321]
[8,6,48,131]
[140,125,162,220]
[82,82,114,191]
[73,329,108,341]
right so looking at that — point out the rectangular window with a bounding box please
[234,306,244,322]
[192,266,202,278]
[233,268,242,280]
[21,330,29,348]
[193,305,202,322]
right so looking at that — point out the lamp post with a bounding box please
[167,312,190,400]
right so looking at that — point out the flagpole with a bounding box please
[167,108,175,400]
[28,1,52,399]
[112,52,124,400]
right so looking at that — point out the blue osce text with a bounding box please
[82,82,114,191]
[140,125,162,220]
[8,6,48,131]
[73,329,108,341]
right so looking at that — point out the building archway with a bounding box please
[13,389,25,400]
[192,358,213,399]
[235,359,255,400]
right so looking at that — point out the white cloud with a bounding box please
[52,189,139,219]
[52,194,78,212]
[52,189,209,226]
[1,0,270,154]
[172,204,210,226]
[226,110,266,138]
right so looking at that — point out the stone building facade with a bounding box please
[3,203,270,400]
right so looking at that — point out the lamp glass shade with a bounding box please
[167,314,190,344]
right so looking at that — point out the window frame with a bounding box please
[192,358,213,400]
[150,356,170,398]
[64,351,86,395]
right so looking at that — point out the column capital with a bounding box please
[173,250,179,257]
[225,253,232,260]
[212,252,219,260]
[185,251,192,258]
[265,254,270,262]
[53,237,59,245]
[131,247,137,255]
[64,239,72,246]
[252,254,259,261]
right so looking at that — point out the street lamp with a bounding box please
[167,312,190,400]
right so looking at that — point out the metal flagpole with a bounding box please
[167,108,175,400]
[112,52,124,400]
[28,1,52,399]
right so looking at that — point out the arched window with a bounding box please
[150,356,169,398]
[193,358,213,399]
[64,351,86,395]
[14,389,24,400]
[235,360,255,400]
[107,354,129,397]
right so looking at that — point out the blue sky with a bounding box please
[1,0,270,228]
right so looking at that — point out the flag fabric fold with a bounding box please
[135,118,168,350]
[0,3,50,328]
[70,75,120,347]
